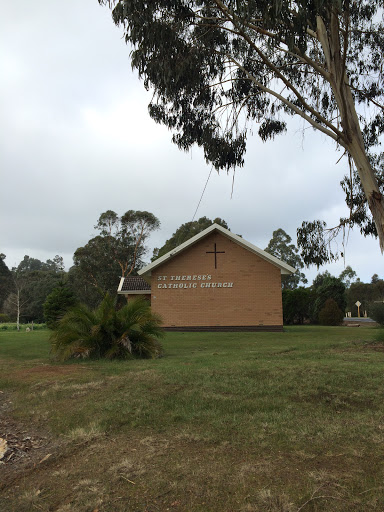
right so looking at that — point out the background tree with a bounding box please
[339,266,358,288]
[101,0,384,263]
[312,271,332,289]
[265,228,307,289]
[72,236,122,297]
[312,274,346,322]
[282,287,314,325]
[71,210,160,306]
[95,210,160,276]
[0,254,13,312]
[346,276,384,316]
[2,255,66,326]
[371,274,380,285]
[152,217,229,260]
[67,265,103,311]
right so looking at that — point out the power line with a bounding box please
[191,167,213,222]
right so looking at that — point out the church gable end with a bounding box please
[119,224,294,331]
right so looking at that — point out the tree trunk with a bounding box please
[347,139,384,250]
[317,12,384,252]
[16,289,20,332]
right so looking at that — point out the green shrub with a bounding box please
[318,298,344,326]
[49,294,163,361]
[0,313,10,323]
[282,288,314,325]
[0,323,47,331]
[369,302,384,326]
[313,276,346,323]
[44,284,77,329]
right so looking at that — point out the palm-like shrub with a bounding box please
[50,295,163,361]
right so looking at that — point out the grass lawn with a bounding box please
[1,326,384,511]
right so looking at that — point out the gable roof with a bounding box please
[139,223,296,276]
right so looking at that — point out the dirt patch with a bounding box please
[12,364,91,383]
[364,342,384,352]
[0,390,62,487]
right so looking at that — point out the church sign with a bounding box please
[157,275,234,289]
[118,224,295,332]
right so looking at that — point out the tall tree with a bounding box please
[265,228,307,289]
[339,265,357,288]
[152,217,229,260]
[371,274,380,285]
[72,210,160,305]
[100,0,384,264]
[95,210,160,277]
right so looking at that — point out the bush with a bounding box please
[318,298,344,326]
[313,276,346,322]
[369,302,384,326]
[0,323,47,331]
[282,288,314,325]
[44,284,77,329]
[49,294,164,361]
[0,313,10,323]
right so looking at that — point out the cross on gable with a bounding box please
[206,243,225,269]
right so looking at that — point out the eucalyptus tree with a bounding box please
[265,228,307,289]
[339,265,357,288]
[72,210,160,305]
[152,216,229,260]
[100,0,384,265]
[95,210,160,277]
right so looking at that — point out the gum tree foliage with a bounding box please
[100,0,384,265]
[371,273,380,284]
[339,265,357,288]
[95,210,160,276]
[72,210,160,303]
[16,255,64,273]
[152,216,229,260]
[264,228,307,289]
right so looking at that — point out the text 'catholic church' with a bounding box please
[118,224,295,331]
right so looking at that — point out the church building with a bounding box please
[118,224,295,331]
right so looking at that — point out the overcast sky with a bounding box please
[1,0,382,285]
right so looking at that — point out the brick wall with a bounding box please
[149,232,283,328]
